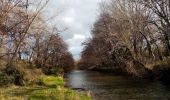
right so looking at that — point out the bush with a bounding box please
[23,68,43,85]
[43,66,64,76]
[3,65,25,85]
[0,62,44,86]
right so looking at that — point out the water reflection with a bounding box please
[66,70,88,88]
[65,70,170,100]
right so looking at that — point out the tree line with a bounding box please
[0,0,74,85]
[78,0,170,78]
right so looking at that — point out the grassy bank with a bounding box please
[146,58,170,70]
[0,76,92,100]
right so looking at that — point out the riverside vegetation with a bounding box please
[78,0,170,83]
[0,0,91,100]
[0,0,170,100]
[0,75,92,100]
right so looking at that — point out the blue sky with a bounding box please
[46,0,104,60]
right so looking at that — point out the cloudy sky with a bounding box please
[46,0,104,60]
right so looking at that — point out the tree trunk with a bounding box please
[163,32,170,56]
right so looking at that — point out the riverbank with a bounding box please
[83,58,170,84]
[141,58,170,84]
[0,75,92,100]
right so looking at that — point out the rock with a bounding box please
[71,88,86,91]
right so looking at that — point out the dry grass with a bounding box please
[145,58,170,70]
[0,59,6,69]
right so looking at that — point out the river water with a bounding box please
[65,70,170,100]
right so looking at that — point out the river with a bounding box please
[65,70,170,100]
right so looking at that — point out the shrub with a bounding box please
[0,62,44,86]
[43,66,64,76]
[3,65,25,85]
[23,68,43,85]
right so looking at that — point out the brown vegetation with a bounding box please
[78,0,170,78]
[0,0,74,85]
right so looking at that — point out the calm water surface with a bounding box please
[65,70,170,100]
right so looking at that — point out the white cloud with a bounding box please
[66,34,86,48]
[74,34,85,39]
[47,0,104,59]
[63,17,74,24]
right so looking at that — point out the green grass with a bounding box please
[39,75,65,87]
[28,87,92,100]
[0,76,92,100]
